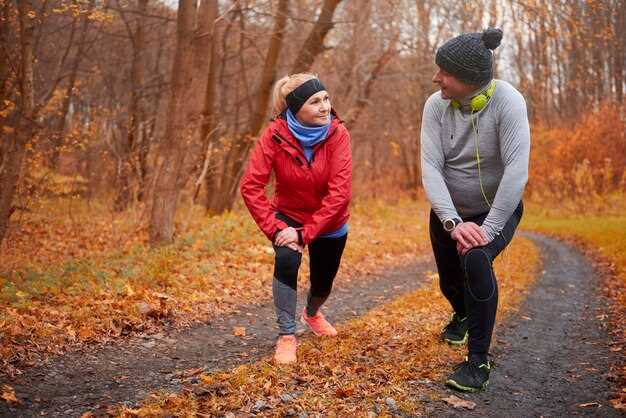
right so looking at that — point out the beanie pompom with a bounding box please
[482,28,503,50]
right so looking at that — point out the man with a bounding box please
[420,27,530,392]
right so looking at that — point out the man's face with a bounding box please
[432,67,476,100]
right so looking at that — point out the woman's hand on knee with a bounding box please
[275,227,299,248]
[285,242,303,253]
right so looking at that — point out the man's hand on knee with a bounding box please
[451,222,488,252]
[456,241,470,255]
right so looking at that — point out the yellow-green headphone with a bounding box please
[451,80,496,112]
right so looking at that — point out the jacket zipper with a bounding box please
[273,132,312,168]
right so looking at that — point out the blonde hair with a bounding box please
[271,73,318,116]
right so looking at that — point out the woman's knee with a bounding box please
[274,247,301,280]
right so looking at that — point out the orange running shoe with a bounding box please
[274,335,297,364]
[300,308,338,337]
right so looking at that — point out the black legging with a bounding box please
[429,201,524,358]
[272,212,347,335]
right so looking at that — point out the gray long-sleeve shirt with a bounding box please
[420,79,530,242]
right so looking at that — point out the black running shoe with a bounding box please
[445,357,491,392]
[441,313,468,345]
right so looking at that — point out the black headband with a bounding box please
[285,78,326,115]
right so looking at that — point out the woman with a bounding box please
[240,73,352,365]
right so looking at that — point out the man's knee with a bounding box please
[463,248,492,271]
[463,248,496,301]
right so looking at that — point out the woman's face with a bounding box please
[296,90,331,126]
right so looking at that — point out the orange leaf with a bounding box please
[233,326,246,337]
[577,402,600,408]
[442,395,476,410]
[1,385,18,404]
[335,387,354,398]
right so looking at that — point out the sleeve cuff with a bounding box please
[481,223,497,243]
[271,221,289,242]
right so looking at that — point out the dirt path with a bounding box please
[1,233,621,417]
[424,232,621,417]
[0,261,432,417]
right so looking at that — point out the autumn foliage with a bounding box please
[527,103,626,212]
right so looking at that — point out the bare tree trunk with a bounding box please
[0,0,35,244]
[0,1,9,106]
[0,1,12,179]
[205,0,289,214]
[290,0,343,74]
[190,0,217,113]
[227,0,290,209]
[50,0,94,170]
[149,0,198,245]
[181,0,218,193]
[614,0,625,103]
[248,0,289,136]
[489,0,497,27]
[140,19,168,204]
[114,0,148,210]
[197,0,219,206]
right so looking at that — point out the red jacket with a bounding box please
[240,112,352,245]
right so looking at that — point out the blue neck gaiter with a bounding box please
[286,109,331,162]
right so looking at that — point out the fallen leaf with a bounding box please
[335,387,354,398]
[79,327,94,340]
[184,368,204,378]
[610,398,625,410]
[135,301,153,316]
[1,385,18,404]
[125,283,135,297]
[233,326,246,337]
[577,402,600,408]
[292,373,311,383]
[442,395,476,410]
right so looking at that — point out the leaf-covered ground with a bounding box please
[1,199,432,376]
[115,237,539,417]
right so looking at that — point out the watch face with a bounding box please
[444,219,454,231]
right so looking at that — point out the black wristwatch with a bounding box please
[443,217,462,233]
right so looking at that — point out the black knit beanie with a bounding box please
[435,28,503,85]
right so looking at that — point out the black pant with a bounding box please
[273,212,347,303]
[429,202,524,357]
